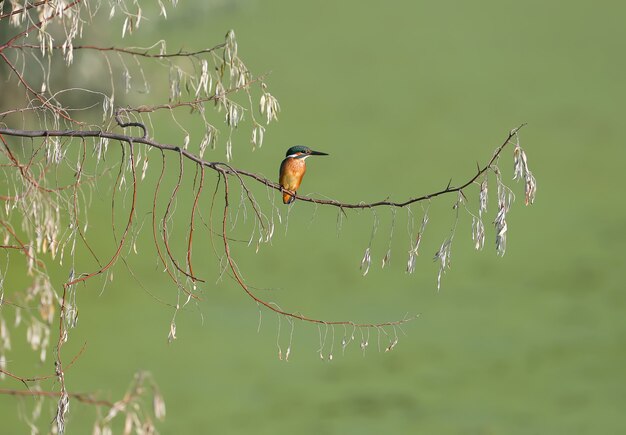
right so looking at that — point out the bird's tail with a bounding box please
[282,191,295,204]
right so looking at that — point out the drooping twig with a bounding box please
[220,166,415,328]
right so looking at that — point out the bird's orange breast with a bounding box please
[279,157,306,204]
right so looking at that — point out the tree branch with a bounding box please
[0,124,526,209]
[0,388,114,407]
[15,42,227,58]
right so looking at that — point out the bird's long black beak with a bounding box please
[310,150,329,156]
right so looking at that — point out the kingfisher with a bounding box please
[278,145,329,204]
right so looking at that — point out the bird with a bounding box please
[278,145,328,204]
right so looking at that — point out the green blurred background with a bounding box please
[2,0,625,433]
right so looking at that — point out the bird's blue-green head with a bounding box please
[285,145,329,158]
